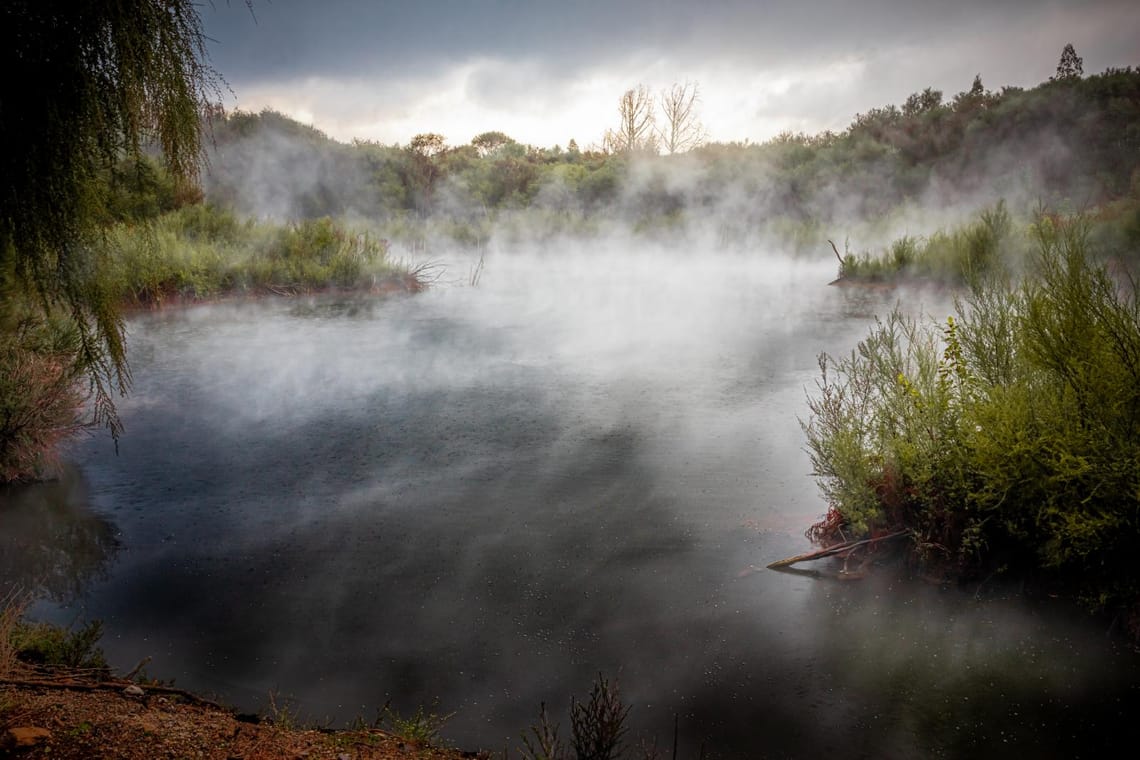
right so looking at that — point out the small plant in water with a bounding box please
[517,673,646,760]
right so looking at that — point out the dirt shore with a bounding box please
[1,666,483,760]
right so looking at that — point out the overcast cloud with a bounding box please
[202,0,1139,148]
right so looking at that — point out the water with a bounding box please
[3,244,1137,757]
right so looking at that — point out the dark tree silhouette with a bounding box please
[1054,43,1084,80]
[1,1,222,445]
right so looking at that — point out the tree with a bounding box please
[1,2,220,465]
[406,134,448,212]
[1053,43,1084,81]
[471,131,513,157]
[603,86,657,154]
[0,2,220,476]
[658,81,708,154]
[952,74,991,115]
[409,133,447,158]
[902,87,944,118]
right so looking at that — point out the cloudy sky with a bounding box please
[201,0,1138,149]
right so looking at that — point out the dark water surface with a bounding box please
[4,247,1137,757]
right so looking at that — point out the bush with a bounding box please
[804,212,1140,623]
[519,674,631,760]
[9,617,108,672]
[0,298,87,482]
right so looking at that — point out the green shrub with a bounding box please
[804,212,1140,621]
[11,618,108,671]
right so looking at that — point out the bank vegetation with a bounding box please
[802,213,1140,632]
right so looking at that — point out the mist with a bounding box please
[198,64,1134,267]
[20,228,1131,755]
[7,57,1138,758]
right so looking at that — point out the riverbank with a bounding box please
[0,206,435,485]
[1,662,480,759]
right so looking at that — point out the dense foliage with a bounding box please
[0,2,219,479]
[1,1,219,402]
[804,215,1140,628]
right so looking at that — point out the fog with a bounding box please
[10,236,1130,756]
[199,88,1106,262]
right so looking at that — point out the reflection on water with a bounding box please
[9,247,1139,756]
[0,465,119,603]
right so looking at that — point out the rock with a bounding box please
[3,726,52,748]
[123,684,146,697]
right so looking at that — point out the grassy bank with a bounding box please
[833,197,1140,285]
[1,599,648,759]
[803,211,1140,631]
[834,202,1016,284]
[101,205,418,307]
[0,595,469,758]
[0,207,425,484]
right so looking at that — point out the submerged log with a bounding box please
[766,529,910,570]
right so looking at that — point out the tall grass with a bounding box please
[100,205,406,306]
[805,212,1140,627]
[838,201,1013,283]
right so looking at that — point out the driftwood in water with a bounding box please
[766,529,910,570]
[828,239,844,266]
[827,240,848,285]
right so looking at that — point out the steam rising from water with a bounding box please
[23,242,1138,755]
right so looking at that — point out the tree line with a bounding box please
[198,54,1140,233]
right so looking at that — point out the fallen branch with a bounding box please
[767,529,910,570]
[123,656,152,682]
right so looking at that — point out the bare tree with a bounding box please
[658,81,707,154]
[604,85,657,154]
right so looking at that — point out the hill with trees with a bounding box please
[197,56,1140,256]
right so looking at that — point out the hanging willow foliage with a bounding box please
[1,1,223,437]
